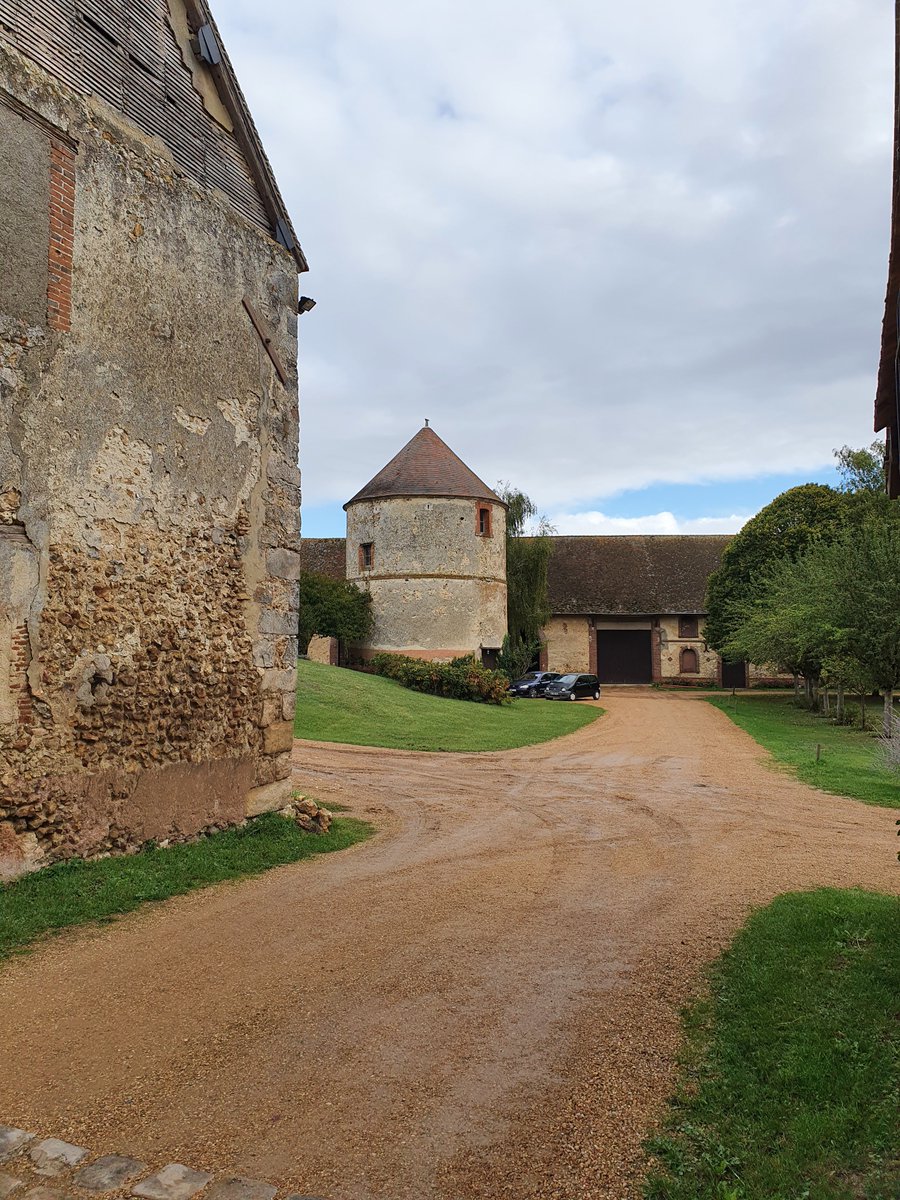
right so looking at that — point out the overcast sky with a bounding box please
[215,0,891,536]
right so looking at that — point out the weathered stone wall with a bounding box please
[346,496,507,660]
[543,616,592,674]
[0,42,300,878]
[306,635,337,665]
[657,616,719,683]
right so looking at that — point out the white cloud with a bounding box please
[213,0,891,514]
[549,511,750,536]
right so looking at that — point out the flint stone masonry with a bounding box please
[0,1130,33,1164]
[28,1142,87,1178]
[0,25,302,878]
[132,1165,212,1200]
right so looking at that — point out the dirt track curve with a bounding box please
[0,691,896,1200]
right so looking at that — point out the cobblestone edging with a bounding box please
[0,1128,323,1200]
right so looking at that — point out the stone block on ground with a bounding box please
[74,1156,147,1192]
[0,1172,24,1198]
[205,1179,276,1200]
[245,777,292,817]
[22,1188,69,1200]
[131,1164,212,1200]
[0,1131,33,1165]
[29,1141,88,1177]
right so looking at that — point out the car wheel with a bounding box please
[568,691,576,700]
[593,690,600,700]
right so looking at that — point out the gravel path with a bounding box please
[0,691,896,1200]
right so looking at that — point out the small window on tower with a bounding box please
[359,542,374,570]
[477,506,492,537]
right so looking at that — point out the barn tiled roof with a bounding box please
[544,535,732,615]
[299,532,732,614]
[300,538,346,581]
[344,427,503,508]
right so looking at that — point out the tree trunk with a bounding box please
[860,694,867,731]
[793,673,801,702]
[883,689,894,739]
[822,687,830,716]
[836,685,845,724]
[804,676,813,707]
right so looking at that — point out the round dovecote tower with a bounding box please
[344,425,508,664]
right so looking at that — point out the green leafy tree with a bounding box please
[705,483,846,655]
[834,439,885,494]
[495,484,554,675]
[803,524,900,737]
[297,572,373,656]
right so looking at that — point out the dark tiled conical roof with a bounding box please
[344,426,503,508]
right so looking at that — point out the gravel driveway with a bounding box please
[0,690,896,1200]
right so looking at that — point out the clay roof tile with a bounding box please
[344,427,503,508]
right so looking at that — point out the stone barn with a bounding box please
[541,536,744,685]
[0,0,305,877]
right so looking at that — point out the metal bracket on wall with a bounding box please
[242,296,288,386]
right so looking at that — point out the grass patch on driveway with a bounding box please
[645,888,900,1200]
[0,813,372,961]
[294,659,601,751]
[707,693,900,808]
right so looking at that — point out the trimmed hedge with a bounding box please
[370,653,511,705]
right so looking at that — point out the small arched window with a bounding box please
[680,647,699,674]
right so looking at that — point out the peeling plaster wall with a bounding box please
[346,496,507,660]
[657,616,719,683]
[0,43,300,879]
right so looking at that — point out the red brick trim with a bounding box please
[48,142,75,332]
[475,503,493,537]
[11,624,33,726]
[651,619,662,682]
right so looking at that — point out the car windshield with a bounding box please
[515,674,542,684]
[555,674,578,685]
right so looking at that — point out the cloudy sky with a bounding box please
[215,0,892,537]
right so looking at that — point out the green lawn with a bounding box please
[0,812,372,960]
[707,694,900,809]
[294,659,602,751]
[645,889,900,1200]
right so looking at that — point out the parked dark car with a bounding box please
[543,673,601,701]
[507,671,561,697]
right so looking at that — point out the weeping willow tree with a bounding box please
[495,485,554,679]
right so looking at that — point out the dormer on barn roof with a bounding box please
[344,425,505,509]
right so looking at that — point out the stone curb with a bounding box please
[0,1129,326,1200]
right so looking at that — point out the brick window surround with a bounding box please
[678,615,699,638]
[48,141,75,332]
[358,542,374,571]
[476,504,492,537]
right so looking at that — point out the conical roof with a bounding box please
[344,426,504,508]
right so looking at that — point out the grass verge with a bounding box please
[707,694,900,808]
[0,812,372,961]
[645,888,900,1200]
[295,659,602,751]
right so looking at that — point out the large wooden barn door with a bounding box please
[596,630,653,684]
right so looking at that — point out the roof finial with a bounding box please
[424,418,430,427]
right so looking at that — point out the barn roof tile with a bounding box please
[544,535,732,615]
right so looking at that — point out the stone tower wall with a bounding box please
[345,496,507,660]
[0,42,301,878]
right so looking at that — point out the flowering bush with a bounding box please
[370,653,510,705]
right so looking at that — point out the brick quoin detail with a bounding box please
[48,142,75,332]
[11,624,33,726]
